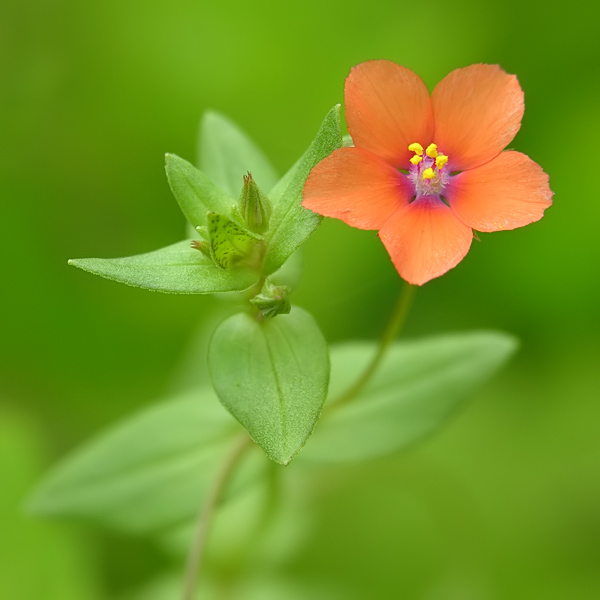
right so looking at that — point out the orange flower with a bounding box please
[302,61,553,285]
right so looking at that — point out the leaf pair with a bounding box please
[29,332,517,534]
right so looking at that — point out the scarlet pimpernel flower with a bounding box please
[302,61,553,285]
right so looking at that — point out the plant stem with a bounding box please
[329,283,417,409]
[183,434,252,600]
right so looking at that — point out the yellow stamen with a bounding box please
[408,142,423,156]
[410,155,423,165]
[425,143,438,158]
[435,155,448,169]
[422,168,435,180]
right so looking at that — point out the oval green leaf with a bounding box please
[198,110,279,197]
[298,331,518,463]
[208,307,329,465]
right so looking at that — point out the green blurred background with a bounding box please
[2,0,599,598]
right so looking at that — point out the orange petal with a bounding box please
[379,197,472,285]
[345,60,434,169]
[432,64,524,171]
[302,147,412,230]
[446,151,553,232]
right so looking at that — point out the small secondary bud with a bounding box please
[191,239,211,259]
[238,173,272,234]
[250,282,291,321]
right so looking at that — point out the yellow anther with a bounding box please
[408,142,423,156]
[410,155,423,165]
[426,143,438,158]
[422,168,435,180]
[435,155,448,169]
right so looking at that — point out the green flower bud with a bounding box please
[238,173,272,234]
[250,282,291,321]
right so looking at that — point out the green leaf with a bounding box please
[208,307,329,465]
[267,248,303,292]
[27,389,264,534]
[0,410,100,600]
[165,153,234,228]
[69,240,258,294]
[298,332,518,463]
[198,110,279,197]
[262,105,342,276]
[120,573,343,600]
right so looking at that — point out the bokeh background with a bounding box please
[2,0,599,598]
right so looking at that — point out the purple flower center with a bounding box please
[407,142,450,198]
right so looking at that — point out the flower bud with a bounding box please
[191,239,211,260]
[250,282,291,321]
[238,173,272,234]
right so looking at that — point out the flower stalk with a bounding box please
[328,283,417,411]
[182,434,253,600]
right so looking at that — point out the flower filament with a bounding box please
[407,142,449,196]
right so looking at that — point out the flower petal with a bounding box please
[379,197,472,286]
[446,151,553,232]
[345,60,434,169]
[432,64,524,171]
[302,147,412,230]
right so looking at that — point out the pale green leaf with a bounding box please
[165,154,234,228]
[68,240,258,294]
[120,573,345,600]
[298,332,518,463]
[267,248,303,291]
[0,410,101,600]
[262,105,342,275]
[27,388,263,534]
[208,307,329,465]
[198,110,279,197]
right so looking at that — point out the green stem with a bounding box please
[182,434,252,600]
[329,283,417,409]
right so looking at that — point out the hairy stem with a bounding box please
[182,434,252,600]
